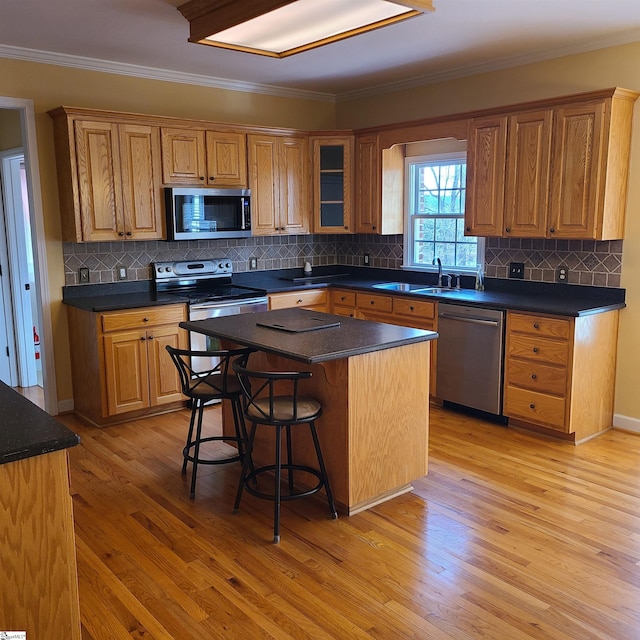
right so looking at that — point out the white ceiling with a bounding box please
[1,0,640,100]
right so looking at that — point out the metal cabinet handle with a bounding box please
[199,176,205,181]
[505,227,511,233]
[143,317,149,322]
[549,227,556,233]
[533,347,539,353]
[118,231,124,236]
[148,335,154,340]
[210,176,215,181]
[297,299,303,304]
[531,373,537,380]
[140,336,146,341]
[409,306,415,311]
[533,323,540,329]
[529,403,536,409]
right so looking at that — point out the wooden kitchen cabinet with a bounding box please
[503,309,619,442]
[269,289,327,312]
[49,108,165,242]
[331,289,438,394]
[161,127,247,187]
[465,88,639,240]
[67,304,188,426]
[311,135,354,233]
[249,134,310,235]
[354,134,404,235]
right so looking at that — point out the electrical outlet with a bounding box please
[117,267,127,281]
[79,267,89,284]
[509,262,524,279]
[249,257,258,270]
[363,252,370,266]
[556,266,569,283]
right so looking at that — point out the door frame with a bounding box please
[0,97,57,415]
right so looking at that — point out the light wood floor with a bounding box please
[58,404,640,640]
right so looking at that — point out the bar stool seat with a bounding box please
[232,360,338,543]
[166,346,253,499]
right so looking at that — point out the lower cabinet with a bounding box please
[330,289,438,395]
[504,310,619,442]
[268,289,327,311]
[67,304,188,426]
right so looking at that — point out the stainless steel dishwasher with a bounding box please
[435,303,506,417]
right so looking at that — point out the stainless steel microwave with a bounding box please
[164,187,251,240]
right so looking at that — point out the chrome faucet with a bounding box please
[433,257,442,287]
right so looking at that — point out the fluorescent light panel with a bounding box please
[193,0,428,57]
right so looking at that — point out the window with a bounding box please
[404,152,482,273]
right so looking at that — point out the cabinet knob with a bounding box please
[126,231,132,236]
[370,300,375,305]
[549,227,556,233]
[210,176,215,181]
[466,226,471,232]
[531,373,537,380]
[533,323,540,329]
[532,347,539,353]
[118,231,124,236]
[372,226,377,230]
[140,336,146,341]
[410,306,415,311]
[148,335,154,340]
[344,226,349,230]
[199,176,205,181]
[297,299,303,304]
[505,227,511,233]
[143,317,149,322]
[529,403,536,409]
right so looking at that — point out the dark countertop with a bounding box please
[63,265,625,317]
[180,307,437,364]
[0,382,80,465]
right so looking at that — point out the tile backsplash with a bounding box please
[64,235,622,287]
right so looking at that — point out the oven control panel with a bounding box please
[153,260,233,281]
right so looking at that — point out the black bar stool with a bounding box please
[232,359,338,543]
[166,346,253,499]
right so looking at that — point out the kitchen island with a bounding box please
[0,382,81,639]
[181,308,437,515]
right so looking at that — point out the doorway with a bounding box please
[0,98,57,414]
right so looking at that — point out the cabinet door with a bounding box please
[464,115,507,237]
[503,110,552,238]
[74,120,123,242]
[312,136,353,233]
[355,134,380,233]
[548,102,605,239]
[161,127,207,184]
[205,131,247,187]
[248,134,280,235]
[147,325,186,406]
[280,136,310,234]
[103,329,149,415]
[119,124,164,240]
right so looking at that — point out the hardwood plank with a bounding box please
[58,403,640,639]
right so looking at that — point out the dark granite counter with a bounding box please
[63,265,625,317]
[0,382,79,465]
[181,307,437,364]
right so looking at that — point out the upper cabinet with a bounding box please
[161,127,247,187]
[311,135,354,234]
[49,108,164,242]
[465,88,639,240]
[355,134,404,235]
[248,134,310,236]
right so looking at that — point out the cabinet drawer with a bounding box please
[505,386,566,430]
[356,292,393,313]
[508,334,569,366]
[393,297,436,320]
[330,290,356,307]
[269,289,327,310]
[509,312,570,339]
[101,305,185,333]
[506,359,567,396]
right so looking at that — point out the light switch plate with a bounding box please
[118,267,127,280]
[556,266,569,283]
[509,262,524,279]
[79,267,89,284]
[249,257,258,270]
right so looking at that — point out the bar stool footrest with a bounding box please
[243,464,325,502]
[183,436,243,466]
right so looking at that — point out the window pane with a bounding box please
[435,218,456,242]
[414,241,434,265]
[414,217,435,240]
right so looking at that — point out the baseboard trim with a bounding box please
[57,398,74,415]
[613,413,640,434]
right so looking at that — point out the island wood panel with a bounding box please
[230,341,430,514]
[0,449,81,640]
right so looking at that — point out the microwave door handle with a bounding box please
[241,197,246,230]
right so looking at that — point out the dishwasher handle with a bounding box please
[438,313,501,327]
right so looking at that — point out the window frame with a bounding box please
[402,151,484,274]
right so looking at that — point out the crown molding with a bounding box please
[0,44,336,103]
[336,28,640,102]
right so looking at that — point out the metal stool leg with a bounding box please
[274,424,283,543]
[234,422,257,512]
[285,424,294,494]
[182,402,197,476]
[309,421,338,519]
[189,399,205,499]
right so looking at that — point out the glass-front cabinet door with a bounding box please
[311,135,354,233]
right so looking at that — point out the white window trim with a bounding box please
[402,151,484,275]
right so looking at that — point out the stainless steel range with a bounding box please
[153,259,268,369]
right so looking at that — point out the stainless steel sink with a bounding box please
[372,282,444,294]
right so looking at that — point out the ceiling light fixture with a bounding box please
[177,0,435,58]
